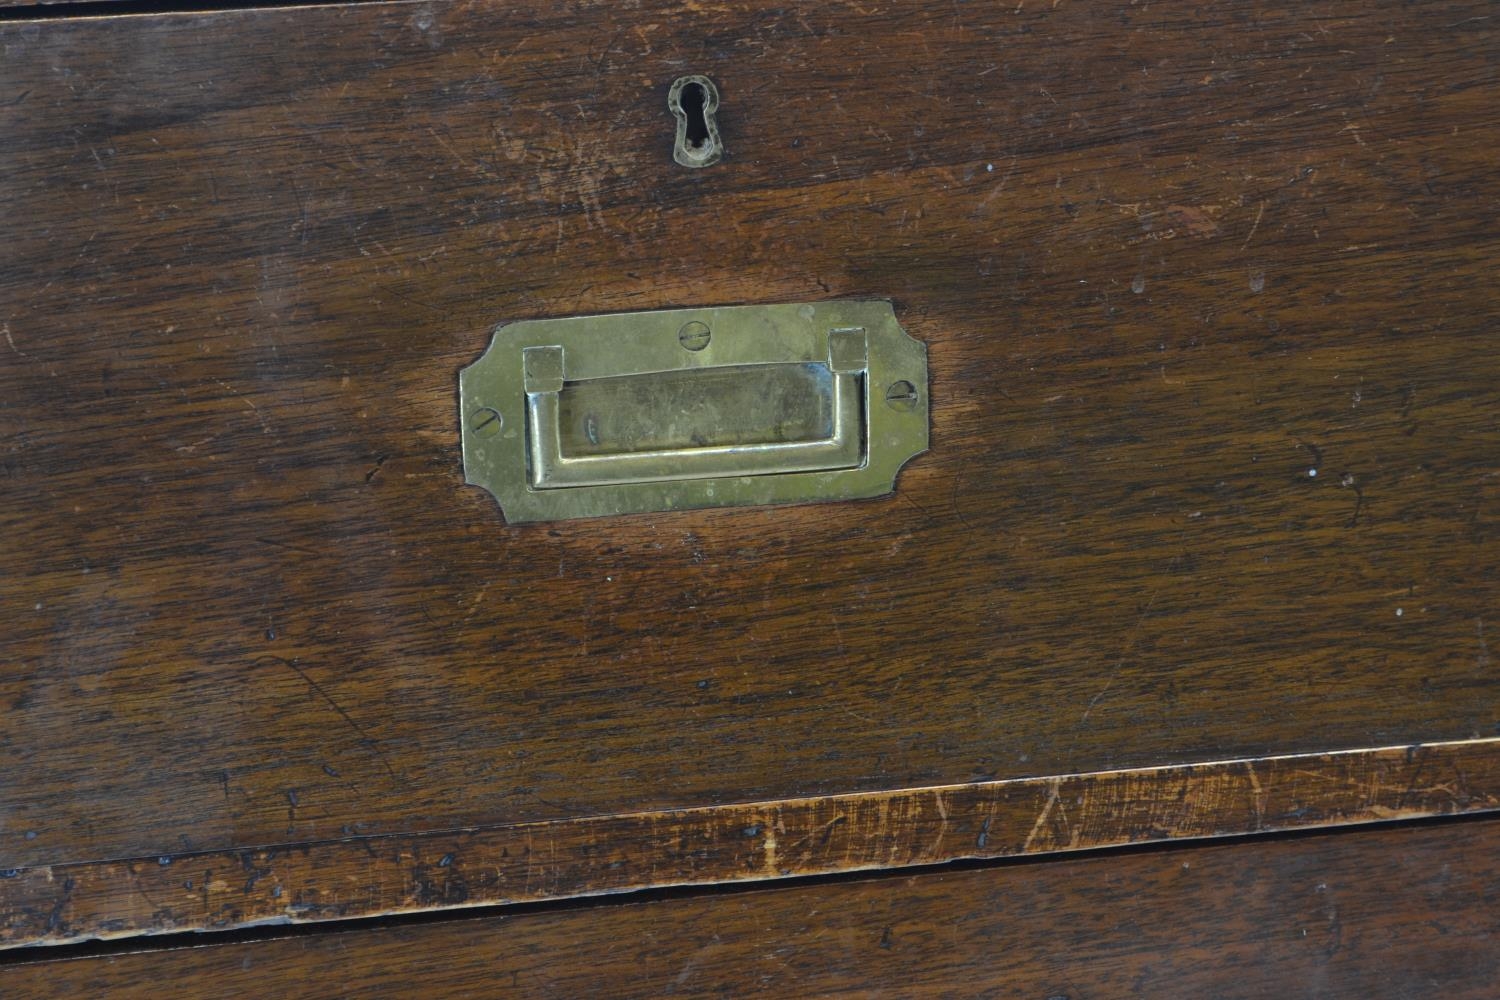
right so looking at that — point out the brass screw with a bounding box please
[885,380,918,411]
[469,407,503,438]
[678,321,711,351]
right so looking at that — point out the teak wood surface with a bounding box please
[1,0,1497,947]
[5,818,1499,997]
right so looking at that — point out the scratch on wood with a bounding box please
[1082,590,1160,723]
[213,379,273,435]
[927,792,949,858]
[264,656,397,778]
[1245,761,1267,830]
[1240,199,1266,251]
[1022,778,1062,851]
[3,324,31,360]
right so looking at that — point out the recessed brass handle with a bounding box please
[526,358,864,489]
[459,301,928,523]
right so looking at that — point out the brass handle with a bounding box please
[526,362,864,489]
[459,301,928,523]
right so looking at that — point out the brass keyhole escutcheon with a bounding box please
[668,75,723,168]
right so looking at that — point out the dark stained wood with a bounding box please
[3,739,1497,947]
[0,0,367,9]
[7,818,1500,998]
[1,0,1497,943]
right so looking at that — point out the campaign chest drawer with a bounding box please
[0,0,1497,973]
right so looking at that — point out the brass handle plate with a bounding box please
[460,300,928,523]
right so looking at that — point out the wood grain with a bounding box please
[1,739,1497,947]
[1,0,1497,942]
[7,817,1500,997]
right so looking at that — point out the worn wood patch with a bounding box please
[1,738,1497,948]
[10,816,1499,998]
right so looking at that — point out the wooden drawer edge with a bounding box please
[4,736,1498,949]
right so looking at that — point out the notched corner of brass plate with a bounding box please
[459,300,929,523]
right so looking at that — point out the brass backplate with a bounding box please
[459,300,928,523]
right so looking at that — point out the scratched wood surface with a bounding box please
[6,817,1499,998]
[1,0,1497,945]
[1,739,1497,946]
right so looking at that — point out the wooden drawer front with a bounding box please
[0,0,1497,948]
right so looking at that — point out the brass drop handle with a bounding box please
[459,301,928,523]
[524,343,865,490]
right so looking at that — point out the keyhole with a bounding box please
[680,83,709,150]
[668,75,723,168]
